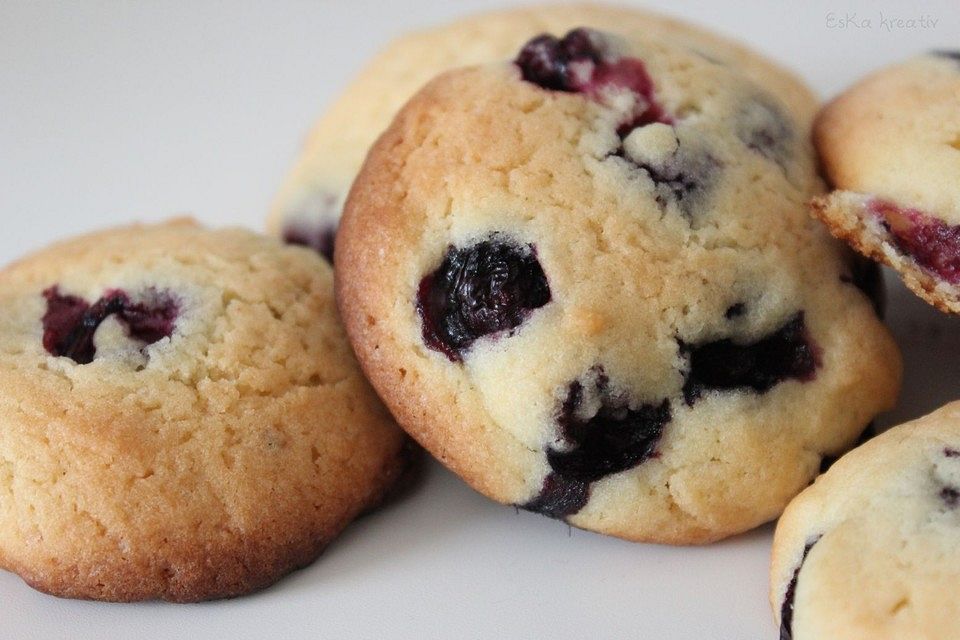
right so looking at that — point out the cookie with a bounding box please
[0,220,408,602]
[812,52,960,313]
[335,27,901,543]
[267,3,819,261]
[772,401,960,639]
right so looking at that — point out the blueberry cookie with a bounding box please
[772,402,960,639]
[812,52,960,313]
[268,3,819,261]
[335,28,901,543]
[0,220,408,602]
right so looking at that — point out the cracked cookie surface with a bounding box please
[335,29,901,543]
[812,53,960,313]
[0,220,408,601]
[267,3,819,260]
[772,402,960,639]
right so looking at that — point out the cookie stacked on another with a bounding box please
[334,27,901,543]
[772,402,960,639]
[0,220,409,601]
[268,3,820,261]
[812,52,960,313]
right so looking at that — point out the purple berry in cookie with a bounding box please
[932,50,960,62]
[417,236,551,362]
[283,223,337,263]
[870,199,960,285]
[736,98,794,172]
[42,288,93,361]
[613,140,718,214]
[780,536,822,640]
[514,30,601,92]
[515,28,672,129]
[119,290,179,344]
[522,473,591,520]
[42,286,178,365]
[682,312,820,404]
[724,302,746,319]
[279,191,339,263]
[941,486,960,508]
[945,447,960,457]
[524,369,671,519]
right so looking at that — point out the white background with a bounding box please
[1,1,958,638]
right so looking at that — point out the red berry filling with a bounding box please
[42,286,178,364]
[523,368,671,519]
[514,28,672,131]
[870,199,960,284]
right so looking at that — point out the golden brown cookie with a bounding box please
[812,52,960,313]
[773,401,960,639]
[335,28,900,544]
[0,220,408,602]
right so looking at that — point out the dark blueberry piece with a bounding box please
[522,473,590,520]
[523,368,671,519]
[42,286,178,365]
[514,28,605,92]
[724,302,746,319]
[941,486,960,508]
[945,447,960,458]
[556,27,604,63]
[514,28,673,131]
[932,50,960,62]
[283,222,337,264]
[840,255,885,317]
[639,157,706,211]
[42,288,90,359]
[681,312,820,405]
[614,142,718,215]
[780,536,822,640]
[417,236,551,361]
[117,290,179,344]
[870,199,960,285]
[736,98,794,173]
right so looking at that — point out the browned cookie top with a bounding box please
[335,28,900,544]
[0,220,408,602]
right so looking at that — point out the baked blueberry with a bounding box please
[417,237,550,361]
[525,369,671,519]
[283,222,337,263]
[779,537,821,640]
[871,200,960,285]
[736,98,795,173]
[516,28,672,130]
[932,50,960,62]
[42,287,178,365]
[681,312,820,404]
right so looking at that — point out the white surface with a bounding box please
[1,1,958,638]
